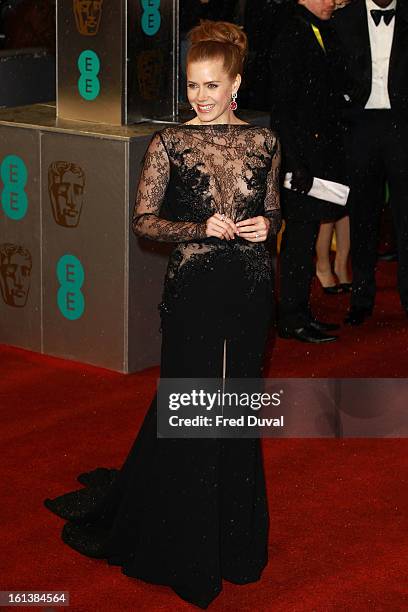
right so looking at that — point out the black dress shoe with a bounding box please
[279,326,338,343]
[344,308,372,325]
[339,283,352,292]
[309,318,340,332]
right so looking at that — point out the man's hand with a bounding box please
[236,216,270,242]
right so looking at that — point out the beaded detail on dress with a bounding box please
[131,124,281,319]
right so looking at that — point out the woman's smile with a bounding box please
[196,103,216,113]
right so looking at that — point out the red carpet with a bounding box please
[1,261,408,611]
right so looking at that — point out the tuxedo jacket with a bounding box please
[269,5,349,221]
[333,0,408,114]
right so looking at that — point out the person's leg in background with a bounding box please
[333,215,352,289]
[315,221,339,292]
[279,218,320,332]
[279,217,339,342]
[315,223,351,296]
[377,184,397,261]
[384,117,408,314]
[345,114,385,325]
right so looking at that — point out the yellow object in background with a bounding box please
[311,24,325,52]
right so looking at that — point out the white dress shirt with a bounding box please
[365,0,397,109]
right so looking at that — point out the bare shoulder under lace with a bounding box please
[132,124,281,242]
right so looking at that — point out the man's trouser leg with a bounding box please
[279,218,320,333]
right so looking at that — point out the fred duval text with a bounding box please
[168,415,284,428]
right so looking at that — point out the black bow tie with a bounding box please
[370,9,396,26]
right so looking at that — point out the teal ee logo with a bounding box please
[141,0,161,36]
[57,254,85,320]
[0,155,28,220]
[78,50,101,100]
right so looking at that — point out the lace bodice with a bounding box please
[132,124,281,242]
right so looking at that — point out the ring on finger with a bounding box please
[255,232,259,239]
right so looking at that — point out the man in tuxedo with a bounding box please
[334,0,408,325]
[270,0,349,343]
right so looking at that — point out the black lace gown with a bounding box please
[44,124,281,609]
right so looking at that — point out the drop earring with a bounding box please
[230,92,238,111]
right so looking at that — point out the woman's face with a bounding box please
[187,58,240,124]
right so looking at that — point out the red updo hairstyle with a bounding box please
[187,20,248,79]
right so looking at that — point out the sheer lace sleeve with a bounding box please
[264,133,282,236]
[131,132,207,242]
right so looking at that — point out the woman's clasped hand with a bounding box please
[205,212,271,242]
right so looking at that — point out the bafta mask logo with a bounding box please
[137,49,165,101]
[73,0,103,36]
[0,243,32,308]
[48,162,86,228]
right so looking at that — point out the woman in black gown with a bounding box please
[45,20,281,609]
